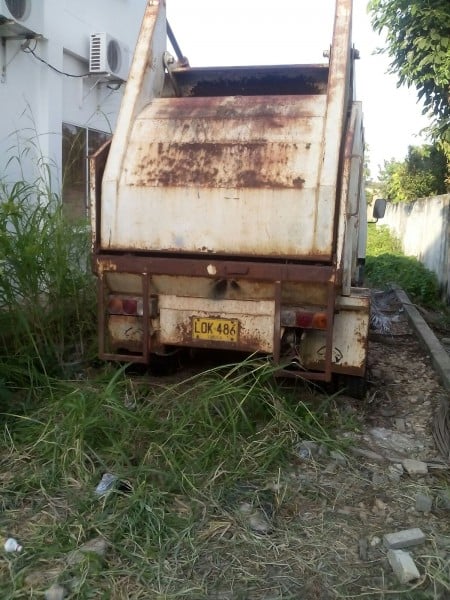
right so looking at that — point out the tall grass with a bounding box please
[0,158,96,393]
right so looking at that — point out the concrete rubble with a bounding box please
[402,458,428,475]
[383,528,426,549]
[387,549,420,584]
[415,493,433,513]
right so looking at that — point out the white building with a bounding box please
[0,0,147,218]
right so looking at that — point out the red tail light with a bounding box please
[122,299,138,315]
[281,309,328,330]
[296,312,313,328]
[107,297,123,314]
[107,295,143,316]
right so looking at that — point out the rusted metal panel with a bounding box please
[299,292,369,374]
[94,254,336,284]
[336,101,364,295]
[89,139,111,254]
[108,315,145,350]
[102,93,332,257]
[158,295,275,353]
[104,271,330,306]
[126,95,325,189]
[101,0,167,235]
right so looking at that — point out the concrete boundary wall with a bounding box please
[380,194,450,302]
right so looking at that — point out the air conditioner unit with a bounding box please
[89,33,130,82]
[0,0,42,36]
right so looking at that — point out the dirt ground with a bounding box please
[278,291,450,598]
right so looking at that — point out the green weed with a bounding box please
[366,224,441,308]
[0,171,96,391]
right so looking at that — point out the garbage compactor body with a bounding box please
[91,0,370,384]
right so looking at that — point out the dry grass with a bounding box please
[1,360,449,599]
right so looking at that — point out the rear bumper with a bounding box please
[93,253,369,381]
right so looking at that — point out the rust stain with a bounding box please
[96,259,118,275]
[131,141,306,189]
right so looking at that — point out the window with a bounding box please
[62,124,110,221]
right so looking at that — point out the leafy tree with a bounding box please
[378,143,448,202]
[368,0,450,143]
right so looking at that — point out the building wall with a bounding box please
[0,0,147,190]
[380,194,450,301]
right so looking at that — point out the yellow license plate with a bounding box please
[192,317,239,342]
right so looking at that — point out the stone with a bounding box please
[436,492,450,510]
[295,440,319,460]
[238,503,272,534]
[383,528,426,549]
[318,444,329,458]
[394,418,406,432]
[402,459,428,476]
[330,450,347,466]
[67,536,108,566]
[440,337,450,345]
[45,584,67,600]
[358,538,368,560]
[374,498,388,512]
[323,461,338,474]
[372,472,385,486]
[387,549,420,584]
[368,427,423,454]
[380,407,397,417]
[387,463,404,483]
[415,493,433,514]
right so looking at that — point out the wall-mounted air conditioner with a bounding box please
[89,33,130,82]
[0,0,42,36]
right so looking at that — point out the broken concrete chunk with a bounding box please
[383,528,426,549]
[415,493,433,513]
[402,459,428,475]
[45,584,68,600]
[387,549,420,584]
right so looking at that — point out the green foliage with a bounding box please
[369,0,450,142]
[366,224,402,256]
[366,224,441,307]
[0,171,96,388]
[378,143,448,202]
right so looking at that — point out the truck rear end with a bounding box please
[91,0,369,386]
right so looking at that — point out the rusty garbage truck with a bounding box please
[91,0,370,393]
